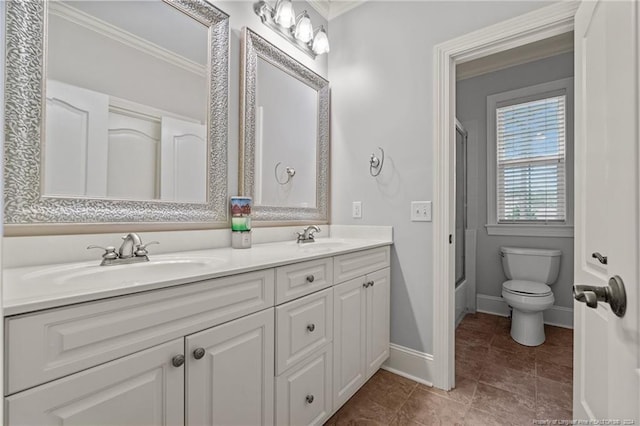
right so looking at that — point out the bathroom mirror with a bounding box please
[4,0,229,234]
[240,28,329,223]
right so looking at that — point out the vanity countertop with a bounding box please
[3,238,392,316]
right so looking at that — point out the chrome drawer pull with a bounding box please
[306,275,315,283]
[307,324,316,332]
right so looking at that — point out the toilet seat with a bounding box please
[502,280,552,297]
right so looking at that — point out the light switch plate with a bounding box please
[411,201,432,222]
[352,201,362,219]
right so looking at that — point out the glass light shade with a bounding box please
[312,27,330,55]
[274,0,295,28]
[294,12,313,43]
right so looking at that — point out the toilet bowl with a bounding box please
[500,247,561,346]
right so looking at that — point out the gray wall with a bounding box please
[328,1,553,355]
[456,53,575,308]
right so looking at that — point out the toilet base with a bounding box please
[510,309,545,346]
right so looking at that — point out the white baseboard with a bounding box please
[381,344,434,387]
[476,294,573,329]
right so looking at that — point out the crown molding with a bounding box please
[49,2,206,77]
[306,0,367,21]
[306,0,330,20]
[457,31,574,80]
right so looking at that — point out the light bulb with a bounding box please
[274,0,295,28]
[312,26,330,55]
[294,12,313,43]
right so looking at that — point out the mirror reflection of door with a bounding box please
[255,57,318,209]
[43,0,208,203]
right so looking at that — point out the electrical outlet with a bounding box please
[352,201,362,219]
[411,201,432,222]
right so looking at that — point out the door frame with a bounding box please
[431,1,579,391]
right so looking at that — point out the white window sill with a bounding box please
[485,224,574,238]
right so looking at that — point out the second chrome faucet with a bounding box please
[296,225,321,244]
[88,233,159,266]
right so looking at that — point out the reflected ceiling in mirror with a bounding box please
[45,1,208,203]
[4,0,230,233]
[240,28,329,223]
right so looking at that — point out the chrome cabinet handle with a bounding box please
[306,275,315,283]
[307,324,316,332]
[363,282,369,288]
[305,395,314,404]
[193,348,206,360]
[592,252,608,265]
[171,354,185,367]
[573,275,627,317]
[369,280,375,287]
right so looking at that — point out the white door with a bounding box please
[6,339,184,425]
[185,308,274,426]
[573,0,639,421]
[160,116,207,203]
[365,267,390,378]
[333,277,367,408]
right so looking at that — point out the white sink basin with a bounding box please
[23,256,227,287]
[296,239,350,253]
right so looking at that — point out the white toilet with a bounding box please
[500,246,561,346]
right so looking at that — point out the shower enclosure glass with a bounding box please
[455,121,467,287]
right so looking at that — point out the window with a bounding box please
[486,78,573,237]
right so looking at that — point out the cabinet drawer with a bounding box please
[276,343,333,426]
[276,258,333,304]
[276,288,333,375]
[333,246,390,284]
[5,269,275,395]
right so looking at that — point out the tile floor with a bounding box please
[325,312,573,425]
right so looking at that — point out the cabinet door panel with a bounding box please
[186,308,274,426]
[366,268,391,377]
[276,344,333,426]
[332,278,366,408]
[6,339,184,426]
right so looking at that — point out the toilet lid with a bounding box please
[503,280,552,296]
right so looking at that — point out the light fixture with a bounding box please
[312,26,330,55]
[293,11,314,43]
[273,0,295,28]
[254,1,330,59]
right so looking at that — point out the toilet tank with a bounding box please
[500,246,562,285]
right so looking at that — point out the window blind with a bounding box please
[496,95,566,223]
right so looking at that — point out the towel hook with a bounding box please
[275,162,296,185]
[369,147,385,177]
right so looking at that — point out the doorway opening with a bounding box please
[431,2,579,392]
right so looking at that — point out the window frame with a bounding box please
[486,77,574,238]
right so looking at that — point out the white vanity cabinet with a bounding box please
[4,242,392,426]
[5,269,276,426]
[332,248,391,409]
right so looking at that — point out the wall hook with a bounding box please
[275,162,296,185]
[369,147,385,177]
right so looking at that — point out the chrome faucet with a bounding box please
[88,233,159,266]
[296,225,321,244]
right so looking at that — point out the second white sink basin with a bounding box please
[296,239,349,253]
